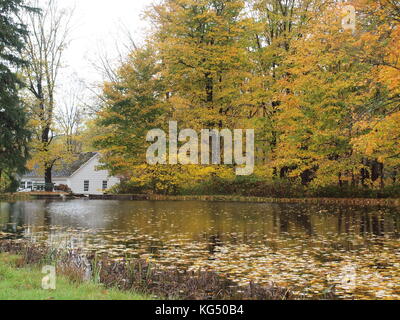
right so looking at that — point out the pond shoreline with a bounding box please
[87,194,400,207]
[1,193,400,206]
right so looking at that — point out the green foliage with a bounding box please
[4,176,19,193]
[0,0,32,188]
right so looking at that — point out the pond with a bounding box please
[1,200,399,299]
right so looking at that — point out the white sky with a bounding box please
[62,0,151,87]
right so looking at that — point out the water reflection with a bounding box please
[0,200,399,299]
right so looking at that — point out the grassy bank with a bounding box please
[0,241,294,300]
[0,253,149,300]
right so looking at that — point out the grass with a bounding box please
[0,241,294,300]
[0,253,150,300]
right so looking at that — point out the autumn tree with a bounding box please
[94,44,166,177]
[244,0,323,173]
[350,0,400,186]
[147,0,251,130]
[21,0,73,190]
[93,0,400,195]
[273,1,398,188]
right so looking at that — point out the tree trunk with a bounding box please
[379,163,385,189]
[45,165,53,191]
[371,160,380,182]
[360,158,369,187]
[205,72,213,103]
[42,123,53,191]
[351,170,356,187]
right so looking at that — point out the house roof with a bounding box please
[22,152,98,178]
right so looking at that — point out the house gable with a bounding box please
[67,154,120,195]
[68,153,99,179]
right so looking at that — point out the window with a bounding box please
[102,180,108,191]
[27,181,32,190]
[20,181,26,189]
[84,180,89,192]
[33,183,45,191]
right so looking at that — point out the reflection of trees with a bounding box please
[10,203,22,229]
[359,207,387,237]
[337,211,343,235]
[278,204,315,236]
[43,200,52,229]
[296,210,314,236]
[1,200,400,259]
[3,202,26,233]
[207,234,222,255]
[394,212,400,238]
[344,210,351,234]
[0,201,48,235]
[0,203,11,233]
[371,213,384,237]
[278,205,289,234]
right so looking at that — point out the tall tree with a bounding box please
[94,44,166,177]
[273,1,395,187]
[147,0,251,130]
[21,0,73,190]
[245,0,321,171]
[350,0,400,186]
[0,0,32,191]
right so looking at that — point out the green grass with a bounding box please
[0,253,150,300]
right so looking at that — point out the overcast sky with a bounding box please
[62,0,151,86]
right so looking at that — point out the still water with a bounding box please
[1,200,399,299]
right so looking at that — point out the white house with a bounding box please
[20,153,120,195]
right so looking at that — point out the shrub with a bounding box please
[109,173,400,199]
[54,184,72,193]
